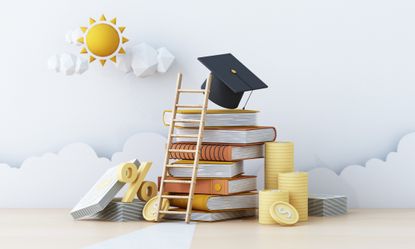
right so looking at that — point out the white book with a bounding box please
[163,109,258,127]
[175,126,276,144]
[168,160,243,178]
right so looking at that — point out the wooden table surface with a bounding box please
[1,209,414,249]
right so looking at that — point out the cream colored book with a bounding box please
[169,192,258,211]
[163,109,258,127]
[165,209,256,221]
[168,160,243,178]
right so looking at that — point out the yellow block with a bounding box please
[278,172,308,221]
[259,190,289,225]
[264,142,294,189]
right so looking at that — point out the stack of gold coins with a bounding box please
[278,172,308,221]
[258,189,289,224]
[265,142,294,189]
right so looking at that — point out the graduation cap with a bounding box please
[198,53,268,109]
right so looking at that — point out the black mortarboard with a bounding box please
[198,53,268,109]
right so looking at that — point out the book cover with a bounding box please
[174,126,277,144]
[164,208,256,222]
[163,109,258,127]
[169,192,258,211]
[168,160,243,178]
[158,175,256,195]
[169,143,264,161]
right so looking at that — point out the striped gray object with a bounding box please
[89,199,146,222]
[71,181,125,220]
[308,194,347,216]
[165,209,256,222]
[70,159,141,220]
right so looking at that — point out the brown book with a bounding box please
[158,175,256,195]
[169,143,264,161]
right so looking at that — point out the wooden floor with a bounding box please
[0,209,414,249]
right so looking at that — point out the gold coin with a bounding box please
[265,161,293,163]
[266,144,293,147]
[142,196,170,221]
[269,201,299,225]
[279,172,308,176]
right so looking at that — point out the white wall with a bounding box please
[1,0,415,173]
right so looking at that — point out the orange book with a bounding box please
[158,175,256,195]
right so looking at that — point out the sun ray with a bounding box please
[80,27,88,33]
[122,37,129,44]
[110,18,116,25]
[118,26,126,33]
[110,56,117,63]
[100,59,106,66]
[89,18,96,24]
[77,37,84,44]
[100,15,106,21]
[80,47,87,54]
[118,47,126,54]
[89,56,96,63]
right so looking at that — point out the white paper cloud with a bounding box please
[52,29,175,77]
[0,132,166,208]
[308,132,415,208]
[48,53,88,75]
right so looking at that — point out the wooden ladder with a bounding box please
[155,72,212,223]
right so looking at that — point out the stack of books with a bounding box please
[160,109,277,221]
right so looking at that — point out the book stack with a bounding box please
[160,109,277,221]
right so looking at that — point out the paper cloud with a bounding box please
[308,132,415,208]
[126,42,175,77]
[48,53,89,75]
[51,28,175,77]
[0,132,165,208]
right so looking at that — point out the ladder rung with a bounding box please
[161,195,190,199]
[159,210,188,214]
[163,179,192,184]
[168,149,197,153]
[176,104,203,108]
[178,89,205,93]
[171,134,199,138]
[173,119,201,123]
[166,164,195,168]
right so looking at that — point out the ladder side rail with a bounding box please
[184,73,212,223]
[155,73,183,221]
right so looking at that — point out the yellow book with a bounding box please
[169,192,258,211]
[162,109,258,127]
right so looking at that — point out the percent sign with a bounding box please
[118,161,157,202]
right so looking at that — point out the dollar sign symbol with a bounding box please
[278,207,292,218]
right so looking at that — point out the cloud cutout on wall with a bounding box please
[308,132,415,208]
[0,133,165,208]
[2,131,415,208]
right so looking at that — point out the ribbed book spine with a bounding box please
[170,143,231,161]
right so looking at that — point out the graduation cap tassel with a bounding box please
[242,90,253,110]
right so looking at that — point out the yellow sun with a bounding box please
[78,15,128,66]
